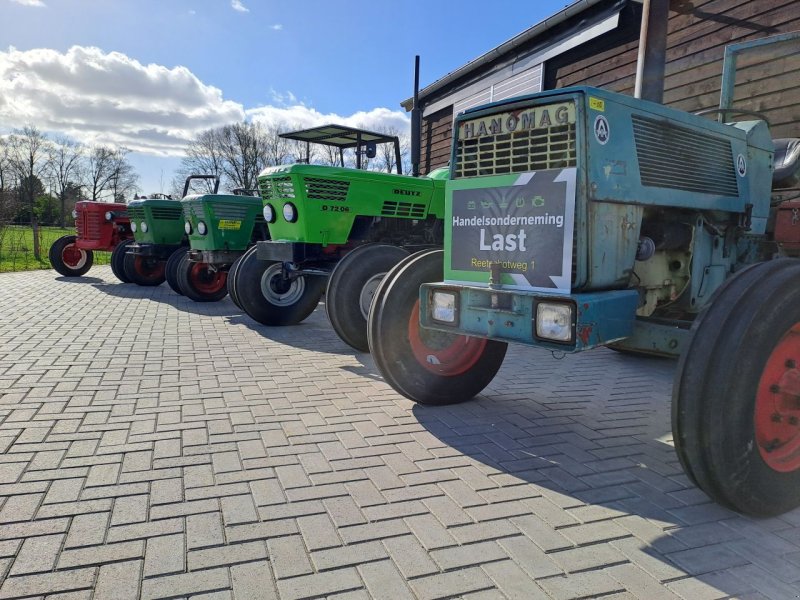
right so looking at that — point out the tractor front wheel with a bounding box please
[49,235,93,277]
[123,252,166,286]
[110,239,134,283]
[177,255,228,303]
[368,249,507,405]
[235,251,325,326]
[165,249,187,295]
[326,244,409,352]
[673,259,800,516]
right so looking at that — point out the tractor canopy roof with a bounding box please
[279,124,398,149]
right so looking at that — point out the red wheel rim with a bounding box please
[134,256,165,280]
[755,323,800,472]
[407,300,487,376]
[62,244,86,269]
[189,262,227,294]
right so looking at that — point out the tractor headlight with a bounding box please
[140,222,148,233]
[71,209,78,219]
[431,290,457,324]
[131,222,137,232]
[197,221,207,235]
[535,302,574,343]
[104,211,113,221]
[184,221,193,235]
[282,203,297,223]
[263,204,275,223]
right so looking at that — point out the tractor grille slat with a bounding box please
[84,213,103,240]
[150,206,183,221]
[303,178,350,202]
[127,207,145,221]
[211,204,249,220]
[381,201,426,218]
[632,115,739,196]
[455,124,576,178]
[259,176,296,201]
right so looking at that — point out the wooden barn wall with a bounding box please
[418,0,800,173]
[550,0,800,139]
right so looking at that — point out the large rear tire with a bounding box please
[326,244,409,352]
[110,239,134,283]
[368,249,508,405]
[165,248,187,295]
[177,255,228,303]
[673,259,800,516]
[49,235,93,277]
[123,251,166,286]
[235,251,325,326]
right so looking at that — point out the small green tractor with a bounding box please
[368,32,800,516]
[231,124,447,351]
[50,201,132,279]
[178,182,268,302]
[121,192,186,287]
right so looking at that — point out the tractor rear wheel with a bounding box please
[227,247,254,310]
[123,252,166,286]
[49,235,93,277]
[673,258,800,516]
[326,244,409,352]
[110,239,134,283]
[177,255,228,302]
[235,251,325,326]
[368,249,507,405]
[165,248,187,295]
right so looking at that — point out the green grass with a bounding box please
[0,225,111,273]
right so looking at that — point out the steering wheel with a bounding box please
[694,107,771,127]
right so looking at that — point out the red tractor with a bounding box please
[49,201,134,280]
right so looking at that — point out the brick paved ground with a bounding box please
[1,266,799,600]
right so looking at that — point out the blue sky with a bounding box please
[1,0,574,193]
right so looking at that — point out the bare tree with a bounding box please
[7,126,50,259]
[173,128,226,195]
[47,136,84,227]
[107,148,139,202]
[373,126,410,174]
[83,145,117,201]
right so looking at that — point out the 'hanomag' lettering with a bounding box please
[460,102,576,140]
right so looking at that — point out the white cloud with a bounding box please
[231,0,248,12]
[247,104,410,136]
[8,0,46,6]
[271,24,283,30]
[0,46,245,156]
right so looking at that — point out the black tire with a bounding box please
[673,259,800,516]
[368,249,508,405]
[227,247,254,310]
[177,254,228,302]
[110,239,134,283]
[49,235,93,277]
[165,248,187,295]
[235,251,325,326]
[325,244,409,352]
[123,250,166,286]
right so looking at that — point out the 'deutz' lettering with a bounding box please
[479,228,527,251]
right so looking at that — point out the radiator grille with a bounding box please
[127,206,145,221]
[77,212,103,240]
[381,201,426,218]
[212,204,249,220]
[455,123,576,178]
[151,206,183,221]
[259,176,295,201]
[632,116,739,196]
[303,177,349,202]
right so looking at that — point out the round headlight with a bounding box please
[197,221,207,235]
[71,209,78,219]
[131,222,137,232]
[141,222,148,233]
[283,203,297,223]
[104,211,113,221]
[184,221,193,235]
[263,204,275,223]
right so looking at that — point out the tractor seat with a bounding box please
[773,138,800,190]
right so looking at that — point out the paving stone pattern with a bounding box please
[1,266,799,599]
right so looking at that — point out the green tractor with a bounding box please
[122,192,186,287]
[178,181,268,302]
[232,124,447,351]
[368,32,800,517]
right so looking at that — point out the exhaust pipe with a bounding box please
[411,55,421,177]
[634,0,669,104]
